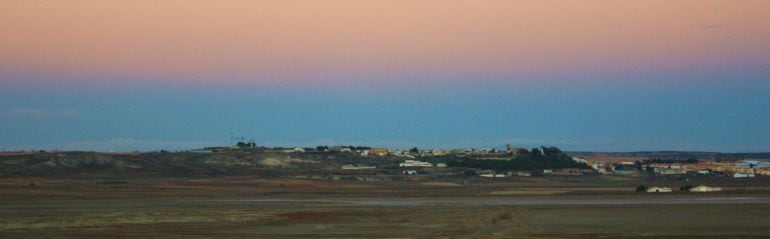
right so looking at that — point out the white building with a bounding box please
[283,147,306,153]
[572,157,587,164]
[754,162,770,168]
[646,187,673,193]
[689,185,722,192]
[402,170,418,175]
[399,160,433,167]
[733,173,756,178]
[479,171,508,178]
[512,171,531,177]
[341,164,376,170]
[654,168,687,175]
[596,168,608,174]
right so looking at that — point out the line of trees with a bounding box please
[448,146,589,170]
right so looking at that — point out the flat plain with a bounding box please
[3,176,770,238]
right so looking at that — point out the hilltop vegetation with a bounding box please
[449,147,589,170]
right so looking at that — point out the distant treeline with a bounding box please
[642,158,699,164]
[720,153,770,160]
[571,151,770,161]
[448,147,589,170]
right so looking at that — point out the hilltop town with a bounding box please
[3,141,769,185]
[4,142,770,238]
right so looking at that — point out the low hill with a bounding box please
[0,151,333,177]
[448,146,589,171]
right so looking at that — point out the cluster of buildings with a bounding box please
[644,160,770,178]
[643,185,722,193]
[209,141,553,158]
[475,170,532,178]
[201,141,770,180]
[588,159,770,178]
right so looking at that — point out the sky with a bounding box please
[1,0,769,152]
